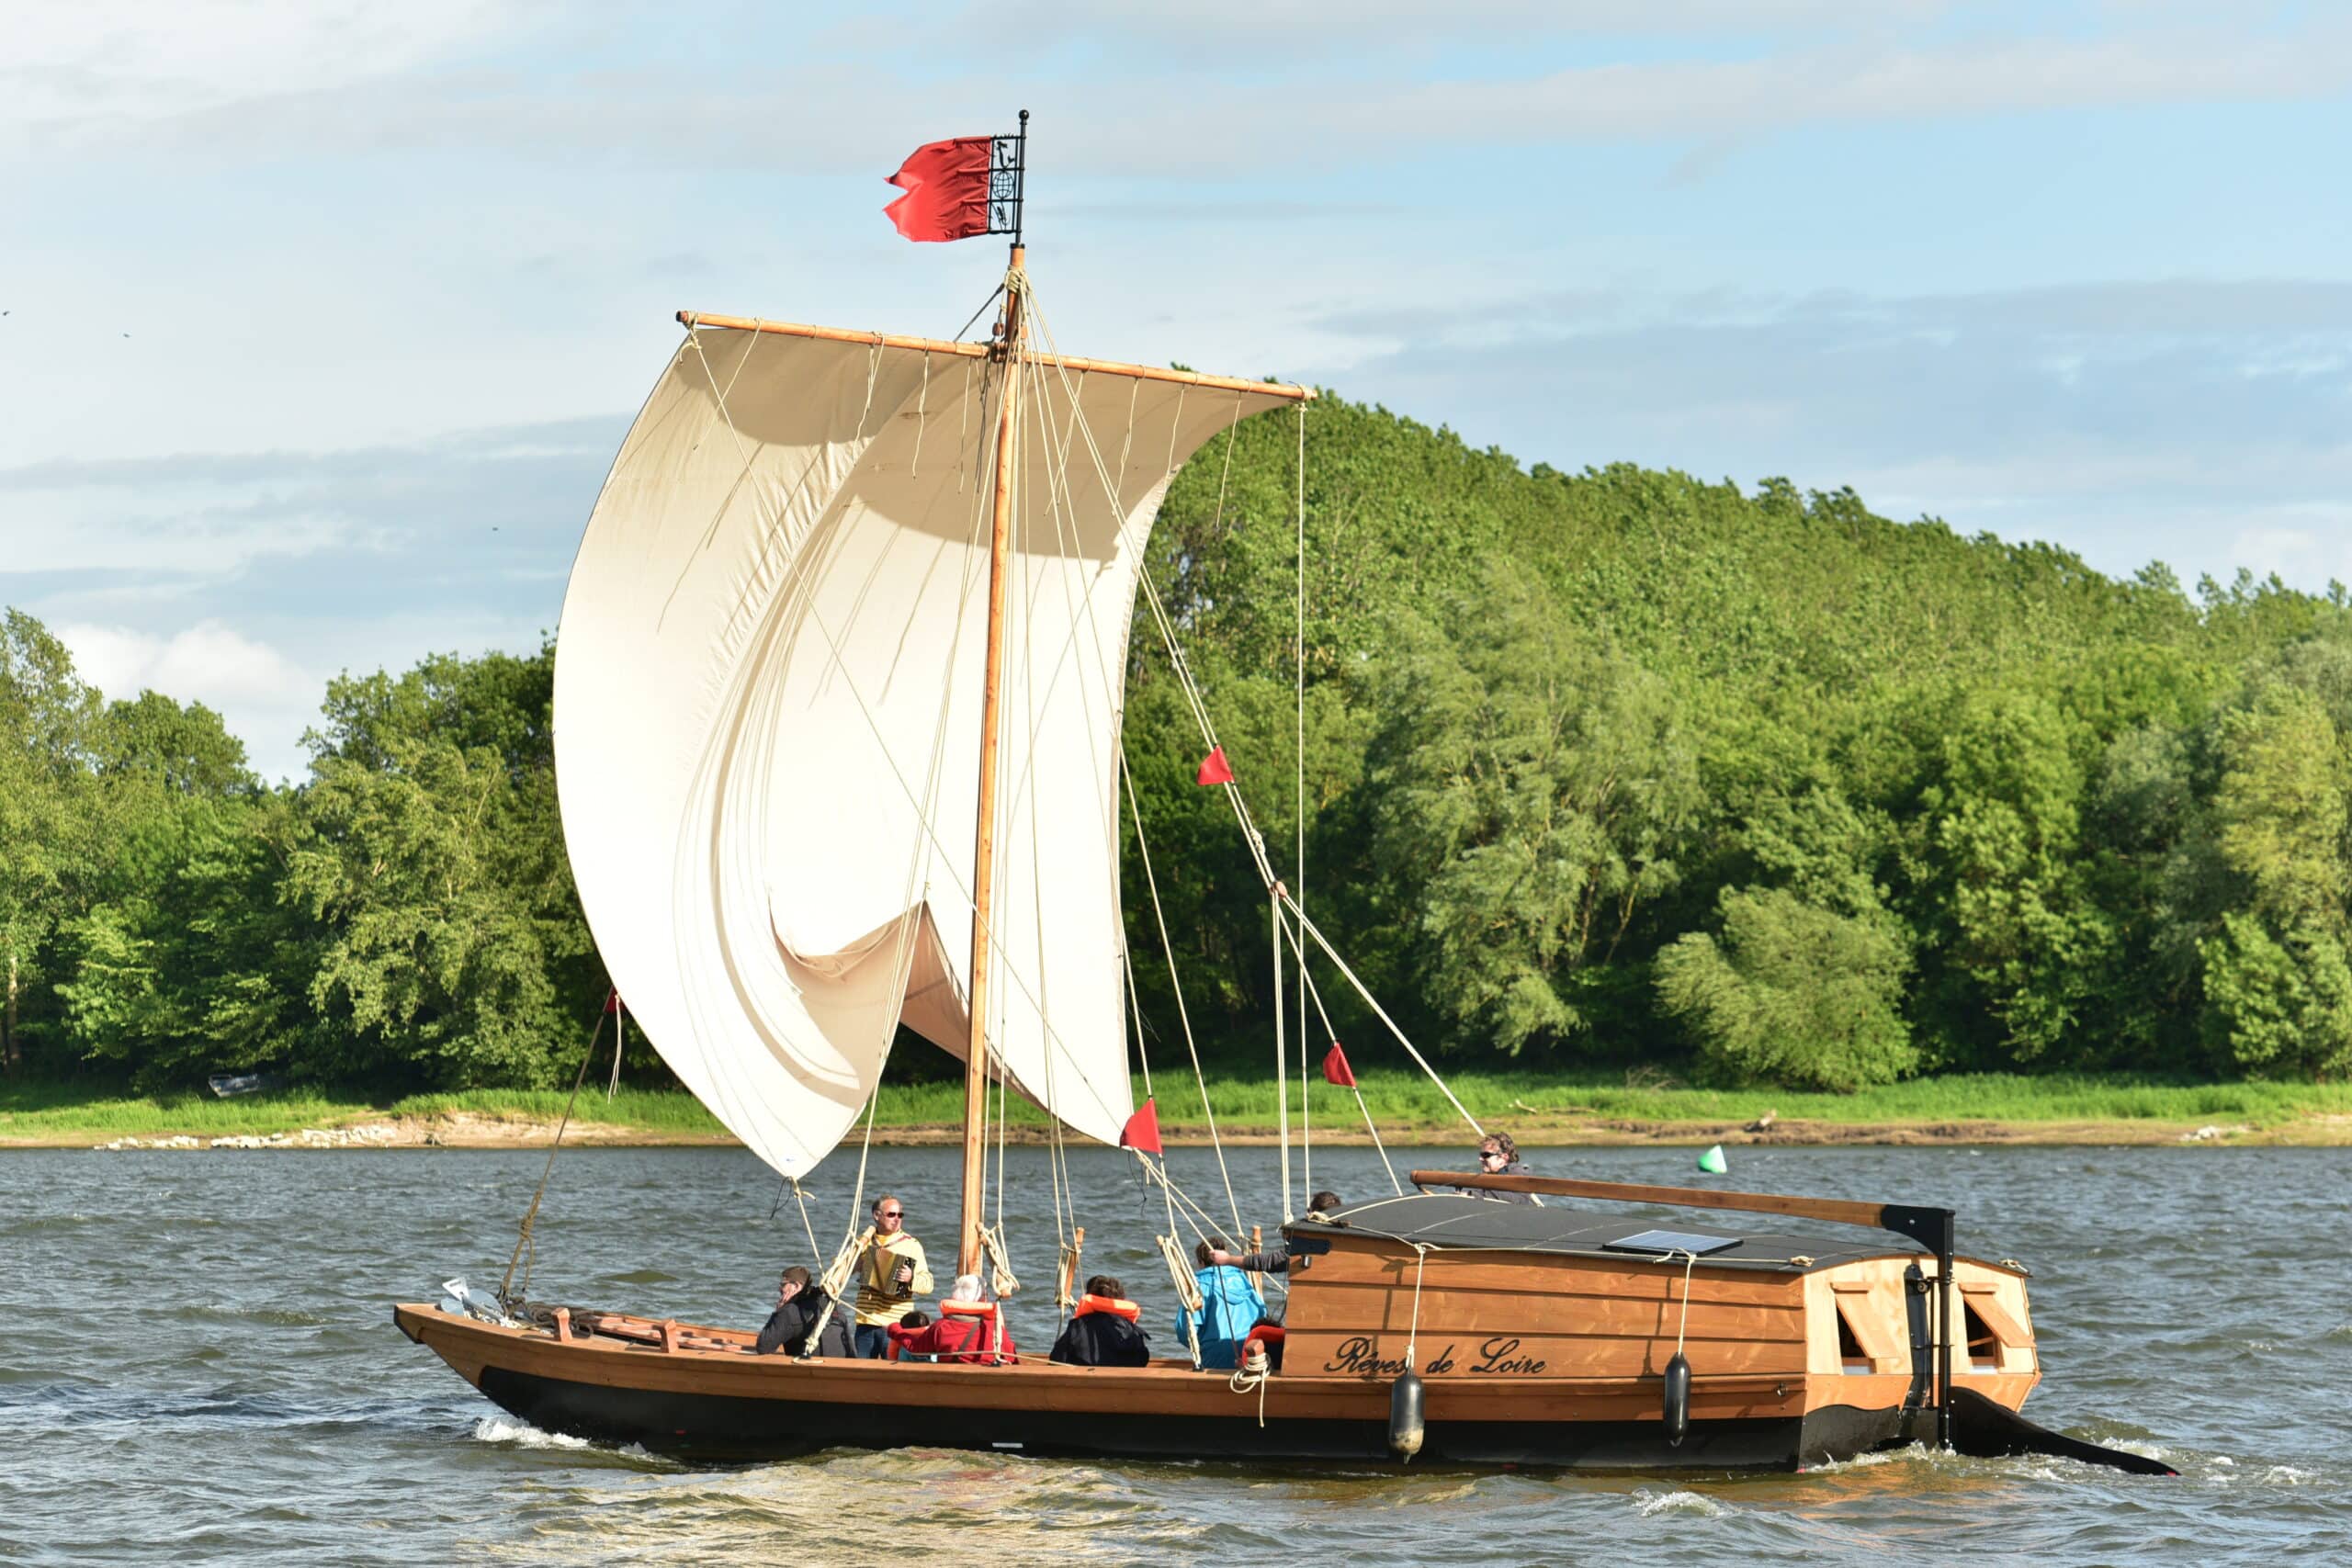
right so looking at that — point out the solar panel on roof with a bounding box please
[1602,1228,1742,1257]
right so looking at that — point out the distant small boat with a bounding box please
[207,1072,284,1099]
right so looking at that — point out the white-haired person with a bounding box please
[887,1272,1019,1365]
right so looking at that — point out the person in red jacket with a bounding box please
[887,1273,1018,1365]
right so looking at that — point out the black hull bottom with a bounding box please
[475,1365,1915,1472]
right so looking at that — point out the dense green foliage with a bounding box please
[6,391,2352,1093]
[1121,395,2352,1089]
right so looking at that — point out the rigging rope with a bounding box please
[1273,886,1294,1223]
[1280,887,1484,1138]
[1014,303,1284,1264]
[790,1179,822,1267]
[1276,905,1403,1195]
[1158,1226,1205,1370]
[1023,285,1453,1224]
[495,1006,605,1311]
[978,1221,1023,1300]
[1014,352,1091,1290]
[1295,398,1309,1198]
[910,350,931,476]
[798,1222,874,1361]
[1119,749,1246,1241]
[1012,336,1271,1270]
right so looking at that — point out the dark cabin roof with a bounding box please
[1292,1192,1913,1275]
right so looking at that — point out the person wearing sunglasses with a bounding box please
[1470,1132,1537,1204]
[852,1194,933,1358]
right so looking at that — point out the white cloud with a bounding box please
[15,7,2348,172]
[2228,516,2352,589]
[59,617,311,706]
[1,0,525,137]
[54,616,326,780]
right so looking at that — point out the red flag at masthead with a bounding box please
[1195,746,1235,787]
[1119,1097,1164,1156]
[885,137,995,243]
[1322,1042,1356,1089]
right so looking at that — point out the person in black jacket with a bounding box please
[756,1266,855,1358]
[1048,1275,1151,1368]
[1472,1132,1538,1202]
[1207,1190,1343,1279]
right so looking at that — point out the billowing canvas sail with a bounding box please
[554,321,1296,1177]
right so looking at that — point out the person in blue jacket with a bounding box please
[1178,1236,1265,1370]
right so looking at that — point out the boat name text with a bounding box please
[1319,1336,1549,1377]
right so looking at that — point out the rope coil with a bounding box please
[978,1222,1023,1300]
[1229,1337,1272,1427]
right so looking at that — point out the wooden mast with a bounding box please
[961,246,1027,1277]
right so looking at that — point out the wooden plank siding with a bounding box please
[1797,1257,2040,1408]
[398,1305,1815,1426]
[1285,1237,1808,1382]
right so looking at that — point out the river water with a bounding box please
[4,1142,2346,1564]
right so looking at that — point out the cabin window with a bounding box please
[1963,1301,2000,1366]
[1836,1302,1873,1374]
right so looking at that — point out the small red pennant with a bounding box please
[1322,1042,1356,1088]
[1195,746,1235,786]
[1119,1097,1163,1155]
[603,988,625,1014]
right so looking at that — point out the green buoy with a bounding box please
[1696,1144,1728,1175]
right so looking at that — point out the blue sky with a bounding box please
[5,1,2350,780]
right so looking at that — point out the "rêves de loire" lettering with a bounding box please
[1319,1336,1549,1377]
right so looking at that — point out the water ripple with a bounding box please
[4,1143,2346,1565]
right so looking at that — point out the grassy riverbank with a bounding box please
[6,1070,2350,1148]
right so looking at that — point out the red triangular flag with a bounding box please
[1195,746,1235,786]
[603,988,625,1014]
[884,137,994,243]
[1322,1042,1356,1089]
[1119,1097,1163,1155]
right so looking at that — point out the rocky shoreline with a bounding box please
[95,1123,401,1151]
[41,1109,2347,1150]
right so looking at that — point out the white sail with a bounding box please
[553,322,1297,1177]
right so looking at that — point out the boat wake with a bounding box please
[471,1416,592,1450]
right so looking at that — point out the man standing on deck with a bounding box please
[853,1194,933,1357]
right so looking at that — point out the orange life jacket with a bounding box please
[1073,1294,1140,1321]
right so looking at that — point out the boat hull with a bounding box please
[399,1304,1939,1471]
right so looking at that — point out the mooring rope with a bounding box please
[1671,1247,1698,1359]
[1404,1241,1432,1368]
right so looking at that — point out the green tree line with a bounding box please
[6,393,2351,1093]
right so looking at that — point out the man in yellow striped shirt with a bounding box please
[853,1193,933,1358]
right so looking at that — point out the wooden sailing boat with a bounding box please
[398,119,2168,1476]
